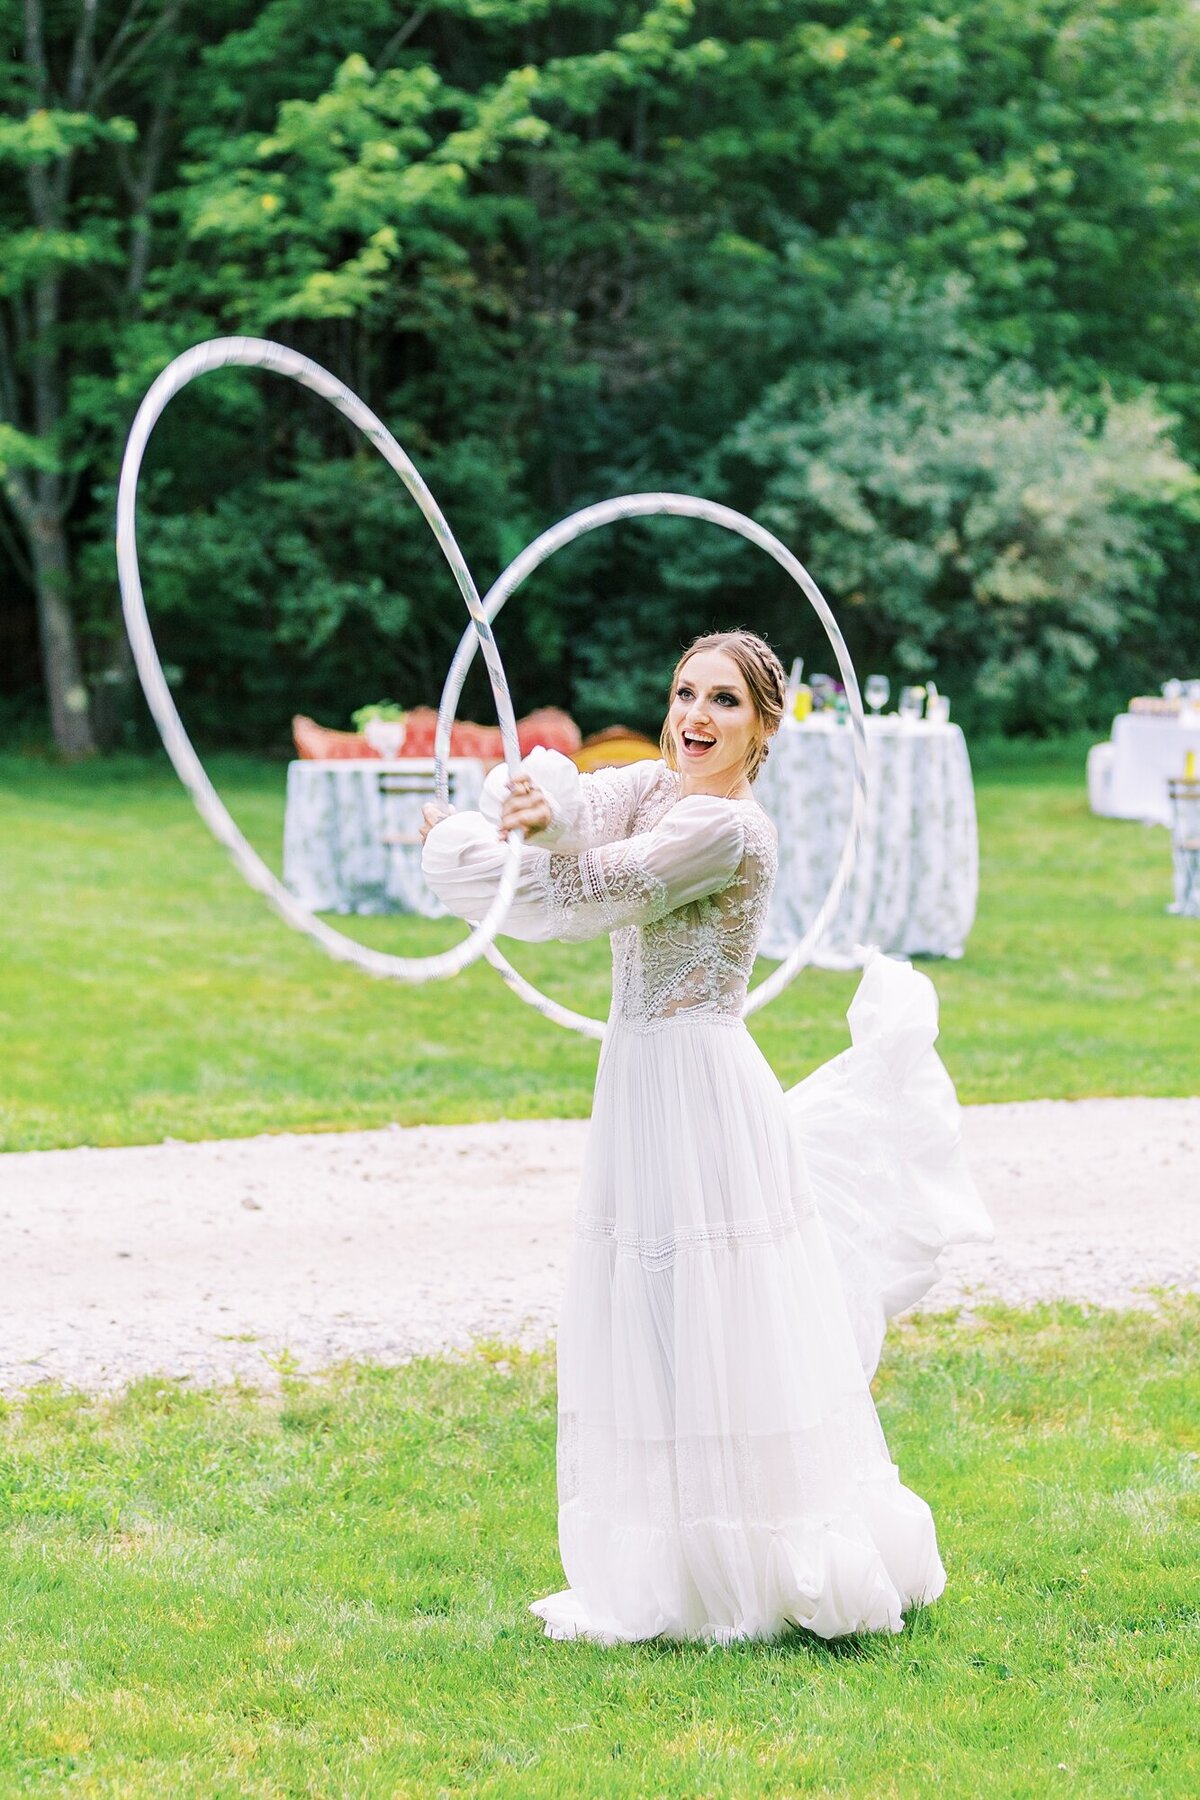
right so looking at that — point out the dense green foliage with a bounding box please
[1,738,1195,1153]
[1,1302,1197,1795]
[3,1,1199,752]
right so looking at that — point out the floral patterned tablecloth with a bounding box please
[283,759,487,919]
[754,717,978,969]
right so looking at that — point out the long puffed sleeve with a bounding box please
[478,747,663,853]
[422,794,746,944]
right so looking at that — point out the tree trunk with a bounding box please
[30,501,96,758]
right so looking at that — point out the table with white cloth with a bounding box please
[283,758,486,918]
[1103,712,1200,826]
[753,717,978,969]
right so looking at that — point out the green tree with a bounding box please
[724,355,1197,730]
[0,0,200,754]
[4,0,1200,750]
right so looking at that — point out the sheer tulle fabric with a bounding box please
[532,1012,952,1644]
[786,950,995,1384]
[421,752,993,1644]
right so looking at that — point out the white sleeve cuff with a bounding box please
[478,745,583,847]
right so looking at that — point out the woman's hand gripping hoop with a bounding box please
[418,778,551,846]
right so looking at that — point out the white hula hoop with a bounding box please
[116,336,528,984]
[436,493,868,1038]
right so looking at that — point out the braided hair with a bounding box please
[659,629,787,784]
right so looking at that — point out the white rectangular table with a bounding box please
[1106,713,1200,825]
[283,758,487,918]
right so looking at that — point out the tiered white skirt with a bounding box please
[530,952,994,1645]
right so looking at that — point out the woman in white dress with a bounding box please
[419,630,993,1645]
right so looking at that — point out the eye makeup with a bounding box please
[676,685,744,706]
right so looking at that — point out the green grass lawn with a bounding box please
[1,1302,1196,1798]
[1,735,1196,1152]
[2,756,1196,1797]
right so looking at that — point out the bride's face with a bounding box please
[667,649,757,783]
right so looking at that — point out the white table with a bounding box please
[283,759,486,918]
[1104,713,1200,826]
[754,717,978,969]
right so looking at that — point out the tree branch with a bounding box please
[31,275,61,441]
[90,0,153,96]
[23,0,59,231]
[23,1,65,234]
[3,467,35,533]
[23,0,48,104]
[123,88,171,299]
[376,7,430,72]
[92,0,184,105]
[66,0,100,109]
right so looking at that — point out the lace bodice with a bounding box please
[544,763,778,1029]
[421,753,779,1029]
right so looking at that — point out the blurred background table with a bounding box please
[754,716,978,969]
[1101,711,1200,825]
[283,758,486,918]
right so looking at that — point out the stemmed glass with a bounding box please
[865,674,890,716]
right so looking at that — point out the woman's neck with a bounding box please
[674,767,753,803]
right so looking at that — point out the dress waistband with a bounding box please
[606,1008,748,1036]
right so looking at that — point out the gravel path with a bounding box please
[1,1098,1197,1394]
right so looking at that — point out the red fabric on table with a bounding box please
[292,705,581,762]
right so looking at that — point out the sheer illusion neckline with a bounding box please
[662,765,775,830]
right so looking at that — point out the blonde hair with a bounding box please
[659,629,787,784]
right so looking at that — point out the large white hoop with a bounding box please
[436,494,868,1037]
[116,337,528,984]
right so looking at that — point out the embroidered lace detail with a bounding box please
[540,840,672,942]
[559,763,650,852]
[603,765,779,1029]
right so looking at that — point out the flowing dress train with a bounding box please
[421,748,994,1643]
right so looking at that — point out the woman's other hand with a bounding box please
[500,775,553,837]
[419,801,455,846]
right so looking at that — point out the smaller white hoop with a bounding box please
[436,493,868,1037]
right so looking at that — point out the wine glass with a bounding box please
[898,685,925,722]
[865,674,890,716]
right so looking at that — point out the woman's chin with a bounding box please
[679,756,743,784]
